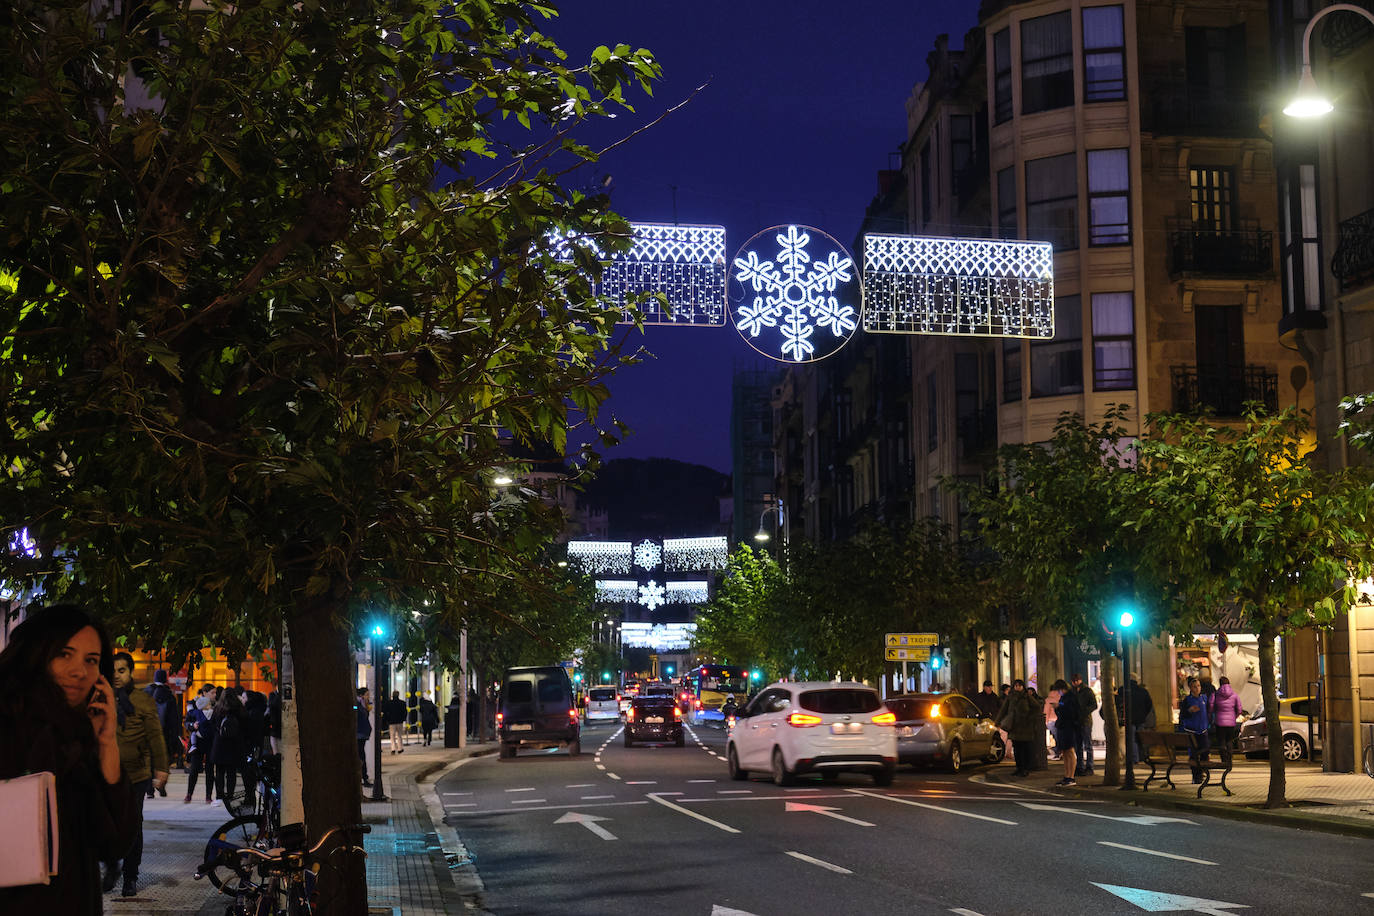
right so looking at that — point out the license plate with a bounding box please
[645,716,664,724]
[831,722,863,735]
[510,724,532,731]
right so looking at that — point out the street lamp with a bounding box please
[1283,4,1374,118]
[368,620,389,801]
[1115,604,1139,791]
[753,497,788,546]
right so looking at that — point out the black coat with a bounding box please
[381,698,408,726]
[0,704,133,916]
[419,698,440,728]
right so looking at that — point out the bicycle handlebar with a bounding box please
[220,823,371,870]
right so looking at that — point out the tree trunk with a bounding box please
[1259,623,1288,808]
[286,596,368,914]
[1099,646,1121,786]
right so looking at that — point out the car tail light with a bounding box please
[787,712,823,727]
[694,699,702,710]
[625,707,635,722]
[495,712,504,726]
[568,708,579,722]
[929,704,942,718]
[871,711,896,726]
[673,706,682,720]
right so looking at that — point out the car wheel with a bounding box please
[727,745,748,781]
[1282,734,1307,761]
[771,747,795,786]
[674,732,685,747]
[624,733,634,748]
[568,737,581,757]
[984,734,1006,764]
[947,741,962,774]
[872,763,895,787]
[498,742,515,760]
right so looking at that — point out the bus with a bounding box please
[683,664,751,725]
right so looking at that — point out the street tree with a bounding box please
[0,1,659,908]
[963,406,1146,786]
[1133,407,1372,807]
[695,544,783,677]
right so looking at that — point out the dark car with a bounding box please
[887,692,1004,773]
[497,666,581,759]
[624,694,684,747]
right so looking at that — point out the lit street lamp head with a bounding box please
[753,529,770,542]
[1284,67,1333,119]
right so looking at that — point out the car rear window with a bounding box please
[537,677,566,704]
[506,680,533,704]
[799,689,881,714]
[589,688,616,701]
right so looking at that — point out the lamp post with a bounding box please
[369,622,389,802]
[1117,608,1138,791]
[752,496,788,547]
[1283,4,1374,118]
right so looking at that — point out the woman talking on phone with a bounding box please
[0,604,133,913]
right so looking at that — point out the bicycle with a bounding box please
[196,821,370,916]
[201,751,282,894]
[1364,741,1373,779]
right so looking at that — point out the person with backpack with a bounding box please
[143,670,183,787]
[210,688,249,804]
[184,685,217,803]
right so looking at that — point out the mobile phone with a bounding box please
[87,684,101,705]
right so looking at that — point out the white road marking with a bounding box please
[848,789,1018,825]
[608,773,621,780]
[566,784,595,788]
[441,791,472,797]
[785,801,875,827]
[1019,802,1196,825]
[447,800,649,816]
[687,779,716,783]
[595,764,606,770]
[712,907,762,916]
[505,787,535,792]
[949,909,987,915]
[717,789,753,794]
[510,799,547,805]
[555,811,616,841]
[625,780,657,785]
[656,791,683,796]
[1091,882,1247,913]
[447,802,476,808]
[647,792,740,834]
[784,851,852,874]
[783,787,819,792]
[1096,841,1217,865]
[581,794,614,800]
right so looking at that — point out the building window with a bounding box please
[1279,162,1322,314]
[1186,26,1248,121]
[1026,153,1077,250]
[1087,149,1130,245]
[920,138,933,224]
[926,372,938,452]
[997,166,1018,239]
[1031,295,1083,397]
[1091,292,1135,390]
[994,28,1013,124]
[950,114,972,190]
[1022,11,1074,114]
[1082,6,1126,102]
[1002,338,1022,402]
[1190,167,1234,231]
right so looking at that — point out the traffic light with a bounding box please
[929,653,943,671]
[602,671,611,683]
[750,669,762,683]
[665,665,674,676]
[573,672,583,684]
[368,620,387,639]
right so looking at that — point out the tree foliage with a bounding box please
[0,1,660,907]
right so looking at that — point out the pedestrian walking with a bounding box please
[1071,672,1098,776]
[0,604,133,915]
[1050,678,1080,786]
[356,687,373,786]
[974,680,1001,720]
[419,692,440,746]
[996,678,1039,776]
[1209,675,1244,767]
[210,688,249,804]
[143,669,183,779]
[184,688,217,803]
[383,690,408,753]
[1179,675,1211,783]
[104,651,169,898]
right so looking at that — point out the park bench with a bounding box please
[1136,729,1233,798]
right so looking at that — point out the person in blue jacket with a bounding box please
[1178,675,1211,783]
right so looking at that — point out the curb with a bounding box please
[415,748,499,914]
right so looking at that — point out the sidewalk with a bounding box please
[105,737,497,916]
[978,753,1374,838]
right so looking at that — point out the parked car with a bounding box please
[585,686,621,722]
[886,692,1004,773]
[1238,696,1321,761]
[496,666,580,759]
[726,681,896,786]
[624,694,684,747]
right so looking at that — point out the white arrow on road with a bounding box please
[784,801,875,827]
[1018,802,1196,825]
[1091,882,1248,914]
[711,907,762,916]
[555,810,617,840]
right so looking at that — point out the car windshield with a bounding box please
[589,688,616,702]
[798,689,881,714]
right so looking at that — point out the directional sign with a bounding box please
[555,810,617,841]
[1091,883,1248,914]
[885,632,938,647]
[885,647,932,662]
[784,801,875,827]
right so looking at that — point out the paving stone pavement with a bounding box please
[100,736,496,916]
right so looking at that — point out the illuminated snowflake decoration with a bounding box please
[638,580,666,611]
[663,536,729,571]
[633,539,662,571]
[566,541,633,575]
[594,580,639,603]
[732,225,860,362]
[665,581,710,604]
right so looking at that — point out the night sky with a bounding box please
[545,2,979,472]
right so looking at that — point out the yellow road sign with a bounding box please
[884,647,932,662]
[885,632,938,648]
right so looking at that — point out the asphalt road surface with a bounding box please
[438,720,1374,915]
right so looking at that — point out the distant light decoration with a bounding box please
[862,235,1054,338]
[665,581,710,604]
[638,580,667,611]
[594,579,639,603]
[663,536,729,571]
[567,541,633,574]
[731,225,860,362]
[633,539,662,571]
[620,622,698,652]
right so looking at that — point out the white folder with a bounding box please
[0,771,59,887]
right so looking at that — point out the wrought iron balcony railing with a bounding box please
[1149,92,1262,138]
[1332,207,1374,294]
[1171,364,1278,416]
[1167,223,1273,276]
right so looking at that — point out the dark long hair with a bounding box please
[0,603,115,726]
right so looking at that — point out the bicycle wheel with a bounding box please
[203,814,269,892]
[1364,743,1374,779]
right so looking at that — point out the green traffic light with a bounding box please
[602,671,610,682]
[930,655,942,670]
[1119,610,1135,629]
[370,623,386,638]
[750,669,761,681]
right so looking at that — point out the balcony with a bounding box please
[1167,222,1273,276]
[1170,364,1278,416]
[1148,92,1262,138]
[957,406,998,458]
[1332,207,1374,294]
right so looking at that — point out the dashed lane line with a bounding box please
[647,792,740,834]
[1096,841,1217,865]
[847,788,1018,825]
[687,779,716,783]
[510,798,547,805]
[581,795,615,799]
[784,851,851,874]
[505,787,536,792]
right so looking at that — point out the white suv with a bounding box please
[726,682,896,786]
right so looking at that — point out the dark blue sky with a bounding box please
[546,2,978,472]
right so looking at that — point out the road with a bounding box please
[438,719,1374,915]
